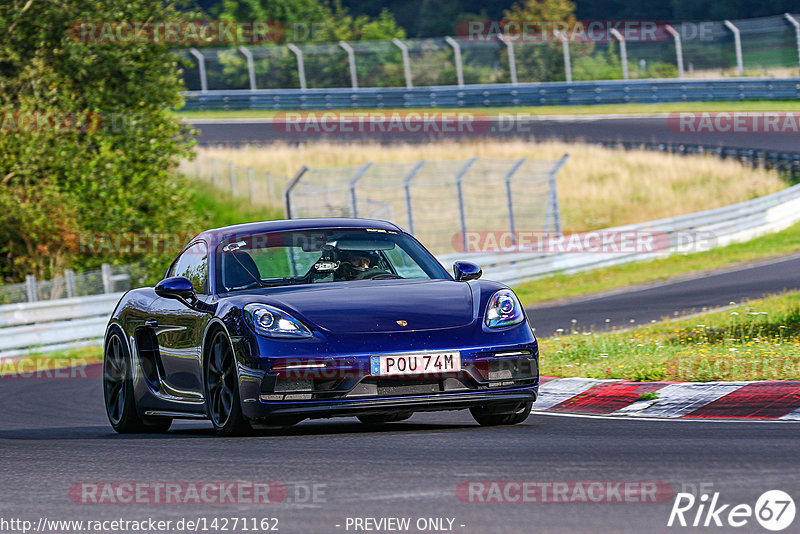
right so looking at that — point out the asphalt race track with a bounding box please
[3,259,800,533]
[1,372,799,534]
[528,254,800,336]
[189,114,800,150]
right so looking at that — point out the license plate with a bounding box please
[370,351,461,377]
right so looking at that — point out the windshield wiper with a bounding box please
[258,277,304,287]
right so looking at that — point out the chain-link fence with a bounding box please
[0,264,134,305]
[179,14,800,92]
[285,156,568,255]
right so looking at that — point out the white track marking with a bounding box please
[779,406,800,420]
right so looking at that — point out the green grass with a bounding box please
[186,179,283,228]
[515,222,800,308]
[540,291,800,382]
[177,100,800,120]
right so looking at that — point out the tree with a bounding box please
[501,0,576,82]
[0,0,197,283]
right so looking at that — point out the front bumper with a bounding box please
[236,341,539,421]
[247,387,537,420]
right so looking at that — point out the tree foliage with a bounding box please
[0,0,197,282]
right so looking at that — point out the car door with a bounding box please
[148,241,211,400]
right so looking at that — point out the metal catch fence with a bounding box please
[179,154,288,207]
[285,156,568,255]
[180,14,800,93]
[0,264,132,305]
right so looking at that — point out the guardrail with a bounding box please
[182,77,800,111]
[0,293,122,359]
[438,181,800,286]
[0,263,132,305]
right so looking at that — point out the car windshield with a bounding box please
[215,228,450,292]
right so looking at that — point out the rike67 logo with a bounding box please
[668,490,795,531]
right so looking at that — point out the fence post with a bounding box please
[547,154,569,236]
[609,28,628,80]
[785,13,800,76]
[212,158,219,186]
[25,275,37,303]
[267,171,274,200]
[101,264,113,294]
[237,45,257,90]
[392,38,413,88]
[503,158,527,245]
[455,158,478,252]
[188,48,208,93]
[284,166,309,218]
[339,41,358,89]
[554,30,572,83]
[402,161,426,234]
[287,44,307,90]
[665,24,684,78]
[500,34,518,85]
[724,20,744,76]
[248,168,255,203]
[444,36,464,87]
[349,162,373,217]
[229,162,236,195]
[64,269,76,298]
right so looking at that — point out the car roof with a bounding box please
[193,218,405,248]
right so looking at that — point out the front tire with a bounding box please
[470,402,532,426]
[204,330,251,436]
[103,330,172,434]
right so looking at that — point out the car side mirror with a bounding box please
[155,276,196,305]
[453,261,482,282]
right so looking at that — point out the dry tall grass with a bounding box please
[193,141,786,232]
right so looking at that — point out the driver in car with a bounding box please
[337,250,379,281]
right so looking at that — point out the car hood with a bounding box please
[239,279,475,334]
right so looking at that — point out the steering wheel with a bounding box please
[355,269,402,280]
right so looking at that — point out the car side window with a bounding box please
[168,242,209,295]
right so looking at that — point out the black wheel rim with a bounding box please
[104,334,126,424]
[207,333,235,427]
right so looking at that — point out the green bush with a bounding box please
[0,0,197,283]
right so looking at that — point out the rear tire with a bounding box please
[470,402,532,427]
[357,412,413,424]
[204,330,251,437]
[103,330,172,434]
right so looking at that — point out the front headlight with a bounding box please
[485,289,525,328]
[243,303,313,338]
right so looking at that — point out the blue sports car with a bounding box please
[103,218,539,435]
